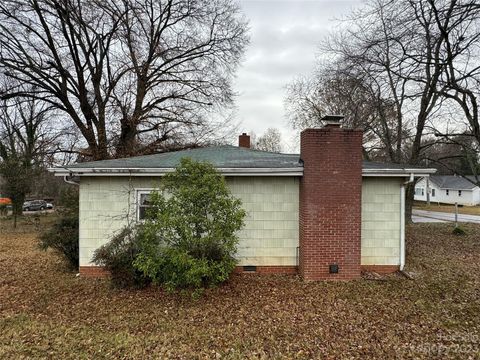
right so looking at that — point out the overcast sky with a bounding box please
[233,0,361,152]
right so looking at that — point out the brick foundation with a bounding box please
[299,126,363,280]
[234,266,298,274]
[361,265,400,274]
[79,266,110,278]
[79,265,398,278]
[79,266,297,278]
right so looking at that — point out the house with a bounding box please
[50,117,436,280]
[414,175,480,206]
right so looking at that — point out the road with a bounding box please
[5,209,55,216]
[412,209,480,224]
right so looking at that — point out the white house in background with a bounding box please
[414,175,480,206]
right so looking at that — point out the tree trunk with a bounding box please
[405,182,415,224]
[116,122,138,157]
[12,198,22,229]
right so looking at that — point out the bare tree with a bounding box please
[253,128,282,153]
[285,68,406,161]
[430,0,480,181]
[0,0,249,160]
[420,134,480,176]
[0,96,52,227]
[286,0,480,220]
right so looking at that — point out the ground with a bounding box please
[1,216,480,359]
[414,201,480,216]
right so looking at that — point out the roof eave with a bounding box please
[48,167,304,177]
[437,186,477,191]
[362,168,437,177]
[49,166,437,178]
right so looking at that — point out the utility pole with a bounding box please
[455,202,458,228]
[426,158,430,206]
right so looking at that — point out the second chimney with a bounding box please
[239,133,250,148]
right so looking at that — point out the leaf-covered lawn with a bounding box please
[1,217,480,359]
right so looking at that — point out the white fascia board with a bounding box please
[439,187,476,191]
[49,166,436,178]
[362,168,437,177]
[362,173,434,177]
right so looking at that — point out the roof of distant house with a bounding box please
[429,175,480,190]
[49,145,436,177]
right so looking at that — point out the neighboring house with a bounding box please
[414,175,480,206]
[50,118,435,280]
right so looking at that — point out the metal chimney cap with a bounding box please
[321,115,344,128]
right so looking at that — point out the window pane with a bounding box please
[138,193,153,220]
[140,193,151,206]
[139,206,147,220]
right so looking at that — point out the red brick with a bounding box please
[299,127,363,280]
[238,133,250,148]
[79,266,110,278]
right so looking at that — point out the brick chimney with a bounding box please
[238,133,250,148]
[299,115,363,280]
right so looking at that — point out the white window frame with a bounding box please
[136,188,155,221]
[431,188,435,197]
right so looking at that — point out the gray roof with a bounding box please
[51,145,436,177]
[429,175,480,190]
[66,145,302,169]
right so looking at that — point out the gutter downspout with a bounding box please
[64,175,80,186]
[400,173,414,271]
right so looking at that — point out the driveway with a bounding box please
[413,209,480,224]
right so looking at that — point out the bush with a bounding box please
[136,246,237,292]
[134,158,246,291]
[38,215,79,270]
[452,226,466,236]
[39,186,79,270]
[93,226,151,288]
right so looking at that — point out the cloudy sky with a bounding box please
[233,0,361,152]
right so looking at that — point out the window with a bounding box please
[431,188,435,197]
[415,187,424,196]
[446,189,449,196]
[137,191,153,220]
[458,190,462,197]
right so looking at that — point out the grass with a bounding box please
[414,201,480,215]
[1,216,480,358]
